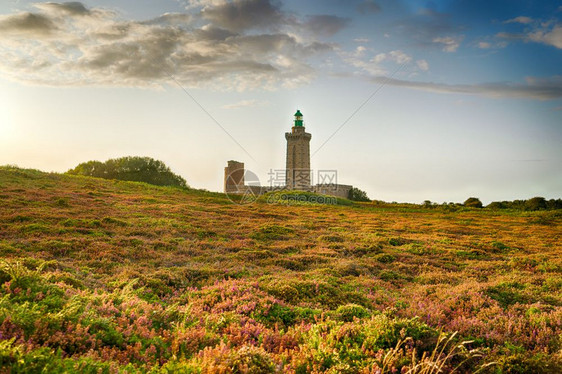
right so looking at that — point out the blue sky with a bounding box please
[0,0,561,203]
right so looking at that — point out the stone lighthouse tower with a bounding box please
[285,110,311,190]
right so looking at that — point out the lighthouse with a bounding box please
[285,110,312,190]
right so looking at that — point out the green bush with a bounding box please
[464,197,483,208]
[348,187,370,202]
[486,282,528,308]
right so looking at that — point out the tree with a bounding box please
[348,187,370,202]
[68,156,188,188]
[525,197,547,211]
[463,197,482,208]
[487,201,506,210]
[423,200,434,208]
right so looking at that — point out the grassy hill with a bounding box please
[0,166,560,373]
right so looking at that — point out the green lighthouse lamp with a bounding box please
[294,110,304,127]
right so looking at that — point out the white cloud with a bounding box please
[354,38,369,43]
[371,50,411,64]
[388,50,412,64]
[342,49,414,76]
[353,45,367,57]
[528,24,562,49]
[496,17,562,50]
[179,0,227,10]
[372,53,386,64]
[504,16,533,24]
[433,36,463,52]
[478,41,491,49]
[416,59,429,71]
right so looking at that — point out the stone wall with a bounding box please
[313,184,353,199]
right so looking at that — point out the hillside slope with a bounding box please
[0,166,561,373]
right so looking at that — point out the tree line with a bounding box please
[437,196,562,211]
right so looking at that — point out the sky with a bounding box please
[0,0,561,204]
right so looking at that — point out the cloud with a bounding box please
[475,40,507,50]
[496,18,562,50]
[371,75,562,100]
[221,99,268,109]
[495,31,524,40]
[0,12,56,35]
[201,0,286,32]
[34,2,90,16]
[304,15,349,37]
[343,49,413,76]
[504,16,533,24]
[416,59,429,71]
[371,50,411,64]
[392,8,460,48]
[0,1,335,90]
[528,24,562,49]
[143,13,193,26]
[433,36,463,52]
[181,0,227,9]
[357,0,381,14]
[386,50,412,64]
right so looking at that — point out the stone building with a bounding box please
[224,110,354,200]
[224,160,245,194]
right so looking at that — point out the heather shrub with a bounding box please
[486,282,528,308]
[335,304,370,322]
[489,345,562,374]
[388,237,407,246]
[529,211,562,225]
[195,344,276,373]
[375,253,396,263]
[251,225,294,241]
[379,270,401,281]
[318,235,344,243]
[0,339,120,373]
[1,167,561,373]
